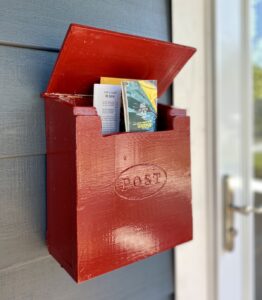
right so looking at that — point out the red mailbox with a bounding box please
[42,24,196,283]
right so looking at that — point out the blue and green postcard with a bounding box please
[121,80,157,132]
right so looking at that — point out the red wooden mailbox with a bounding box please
[42,24,196,283]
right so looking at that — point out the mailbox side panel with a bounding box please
[75,114,192,282]
[45,99,77,279]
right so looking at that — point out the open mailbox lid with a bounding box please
[45,24,196,98]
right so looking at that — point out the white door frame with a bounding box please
[172,1,216,299]
[172,0,254,299]
[214,0,254,299]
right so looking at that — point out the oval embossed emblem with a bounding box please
[115,164,167,200]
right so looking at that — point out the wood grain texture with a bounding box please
[43,96,192,282]
[0,46,57,158]
[0,112,45,158]
[0,156,47,269]
[0,252,173,300]
[0,46,57,113]
[0,0,171,49]
[45,24,195,97]
[75,112,191,282]
[44,99,78,277]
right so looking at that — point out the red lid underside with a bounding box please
[46,24,196,98]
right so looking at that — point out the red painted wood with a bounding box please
[43,24,195,283]
[75,109,192,282]
[46,24,196,97]
[44,99,78,278]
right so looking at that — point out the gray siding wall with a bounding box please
[0,1,174,299]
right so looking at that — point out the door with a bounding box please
[252,0,262,299]
[215,0,262,299]
[172,0,260,299]
[215,0,254,299]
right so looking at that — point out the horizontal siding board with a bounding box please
[0,156,47,269]
[0,112,46,158]
[0,46,57,158]
[0,252,173,300]
[0,0,171,49]
[0,46,56,113]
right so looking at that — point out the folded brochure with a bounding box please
[93,84,121,134]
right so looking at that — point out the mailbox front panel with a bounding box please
[75,115,192,282]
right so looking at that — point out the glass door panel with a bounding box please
[252,0,262,298]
